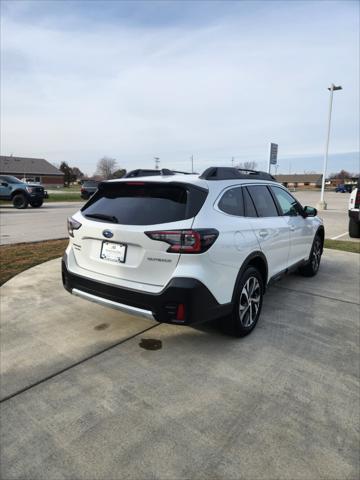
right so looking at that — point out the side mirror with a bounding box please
[304,206,317,217]
[1,182,8,187]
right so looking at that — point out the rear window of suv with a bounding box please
[83,181,99,187]
[81,182,208,225]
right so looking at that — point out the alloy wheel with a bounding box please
[239,276,261,327]
[312,239,321,272]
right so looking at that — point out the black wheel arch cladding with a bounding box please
[232,251,268,303]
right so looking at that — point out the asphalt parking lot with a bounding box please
[1,249,359,479]
[0,201,83,245]
[294,190,358,242]
[0,191,358,245]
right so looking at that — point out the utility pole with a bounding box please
[154,157,160,170]
[231,157,234,167]
[317,83,342,210]
[191,155,194,173]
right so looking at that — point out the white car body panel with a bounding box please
[70,212,193,288]
[349,187,359,214]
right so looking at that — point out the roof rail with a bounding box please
[171,170,197,175]
[124,168,194,178]
[199,167,277,181]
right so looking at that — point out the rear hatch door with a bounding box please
[73,181,207,287]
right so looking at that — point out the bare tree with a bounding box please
[96,157,118,179]
[236,161,258,171]
[329,169,352,180]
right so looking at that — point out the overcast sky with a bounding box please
[1,0,359,176]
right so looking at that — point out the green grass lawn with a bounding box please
[0,239,68,286]
[45,192,84,202]
[324,239,360,254]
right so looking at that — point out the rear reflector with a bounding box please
[176,304,186,321]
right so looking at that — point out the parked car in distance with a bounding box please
[348,178,360,238]
[335,184,347,193]
[63,166,324,337]
[80,180,99,200]
[335,184,353,193]
[0,175,46,208]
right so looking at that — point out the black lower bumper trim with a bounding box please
[349,210,360,222]
[62,257,232,324]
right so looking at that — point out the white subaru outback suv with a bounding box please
[62,167,324,337]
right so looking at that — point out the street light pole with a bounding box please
[317,83,342,210]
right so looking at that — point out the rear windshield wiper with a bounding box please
[85,213,118,223]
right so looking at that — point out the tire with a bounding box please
[12,193,29,209]
[349,217,360,238]
[223,266,264,337]
[299,234,322,277]
[30,199,43,208]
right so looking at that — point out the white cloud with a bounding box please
[0,1,359,175]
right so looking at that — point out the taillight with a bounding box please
[145,229,218,253]
[67,217,82,237]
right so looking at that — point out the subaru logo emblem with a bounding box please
[103,230,113,239]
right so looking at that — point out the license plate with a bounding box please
[100,241,127,263]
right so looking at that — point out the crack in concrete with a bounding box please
[0,323,160,404]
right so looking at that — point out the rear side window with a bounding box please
[218,187,244,216]
[81,182,207,225]
[247,186,279,217]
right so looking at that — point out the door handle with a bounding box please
[290,225,296,231]
[259,229,269,238]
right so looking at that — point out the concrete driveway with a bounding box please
[0,250,359,479]
[295,190,359,242]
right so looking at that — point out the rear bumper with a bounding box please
[62,257,232,325]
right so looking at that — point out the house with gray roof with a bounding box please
[0,156,64,187]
